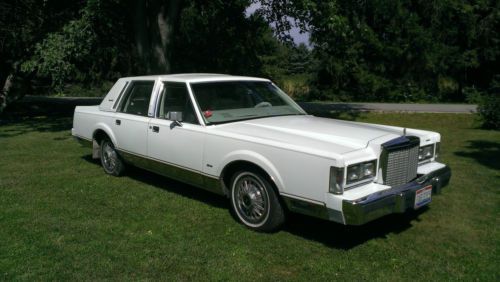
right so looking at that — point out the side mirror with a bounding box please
[167,111,183,129]
[167,111,183,122]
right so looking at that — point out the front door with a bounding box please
[147,82,205,187]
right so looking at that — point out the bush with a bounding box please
[477,76,500,130]
[477,94,500,129]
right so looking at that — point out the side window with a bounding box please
[119,81,155,116]
[157,82,199,124]
[112,81,129,109]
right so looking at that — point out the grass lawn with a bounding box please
[0,106,499,280]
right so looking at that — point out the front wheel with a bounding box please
[100,138,125,176]
[230,170,285,232]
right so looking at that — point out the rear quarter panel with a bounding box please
[72,106,116,143]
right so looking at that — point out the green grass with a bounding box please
[0,113,499,280]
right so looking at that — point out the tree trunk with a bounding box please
[131,0,182,74]
[0,62,32,114]
[0,74,14,113]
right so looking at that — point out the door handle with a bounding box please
[152,126,160,133]
[115,119,121,125]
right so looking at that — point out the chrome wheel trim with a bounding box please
[102,141,117,172]
[231,172,270,227]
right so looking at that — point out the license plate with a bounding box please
[414,185,432,209]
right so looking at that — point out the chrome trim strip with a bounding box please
[281,195,330,221]
[116,148,218,179]
[280,193,325,206]
[116,148,224,195]
[281,194,346,224]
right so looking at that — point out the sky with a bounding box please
[245,3,311,47]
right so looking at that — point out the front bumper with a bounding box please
[341,165,451,225]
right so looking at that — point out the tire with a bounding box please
[100,138,125,176]
[230,170,285,232]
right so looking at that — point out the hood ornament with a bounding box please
[403,128,407,136]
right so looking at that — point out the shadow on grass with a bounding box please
[454,140,500,171]
[0,116,72,138]
[283,209,425,250]
[81,155,229,210]
[0,96,100,137]
[82,154,423,250]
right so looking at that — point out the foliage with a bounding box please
[477,94,500,129]
[258,0,500,102]
[20,0,129,90]
[171,0,269,75]
[0,0,83,111]
[54,82,115,98]
[21,13,96,89]
[477,76,500,129]
[2,0,499,104]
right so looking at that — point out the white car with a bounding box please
[72,74,451,231]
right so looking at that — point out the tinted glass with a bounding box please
[120,81,154,116]
[157,82,198,124]
[190,81,305,124]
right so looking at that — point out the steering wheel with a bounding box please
[254,101,272,108]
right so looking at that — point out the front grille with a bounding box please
[381,136,420,187]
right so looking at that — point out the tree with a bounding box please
[256,0,500,102]
[171,0,275,75]
[131,0,183,74]
[0,0,82,112]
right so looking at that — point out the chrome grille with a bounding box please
[381,136,420,187]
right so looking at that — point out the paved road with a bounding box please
[21,96,477,113]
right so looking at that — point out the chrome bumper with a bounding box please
[341,165,451,225]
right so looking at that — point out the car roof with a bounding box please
[120,73,270,83]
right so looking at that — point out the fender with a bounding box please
[93,122,118,145]
[217,150,286,193]
[91,122,118,159]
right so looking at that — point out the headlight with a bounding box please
[418,144,435,162]
[329,167,344,195]
[346,160,377,185]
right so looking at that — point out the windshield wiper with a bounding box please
[207,113,305,125]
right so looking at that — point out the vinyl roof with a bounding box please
[120,73,270,83]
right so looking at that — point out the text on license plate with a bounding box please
[414,185,432,209]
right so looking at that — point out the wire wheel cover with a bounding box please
[102,142,117,171]
[234,174,269,224]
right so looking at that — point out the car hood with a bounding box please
[210,115,404,155]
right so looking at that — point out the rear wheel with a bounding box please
[230,170,285,232]
[100,138,125,176]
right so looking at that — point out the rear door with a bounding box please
[113,80,155,156]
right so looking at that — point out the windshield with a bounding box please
[189,81,306,124]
